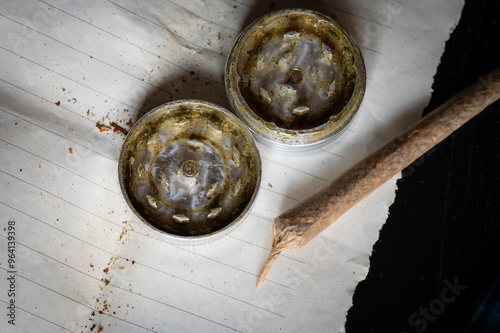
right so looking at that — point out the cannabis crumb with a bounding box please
[96,123,111,132]
[111,122,128,135]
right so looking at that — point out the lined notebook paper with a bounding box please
[0,0,463,332]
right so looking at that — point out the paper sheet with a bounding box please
[0,0,463,331]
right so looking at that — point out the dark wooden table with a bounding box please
[346,0,500,332]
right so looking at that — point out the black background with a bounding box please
[346,0,500,332]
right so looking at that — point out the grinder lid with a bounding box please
[225,8,366,150]
[118,100,261,245]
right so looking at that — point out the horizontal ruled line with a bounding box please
[164,0,241,32]
[261,156,330,183]
[0,169,127,231]
[0,200,288,319]
[39,0,224,86]
[0,137,121,196]
[0,162,297,292]
[0,235,264,331]
[0,44,140,114]
[312,0,393,29]
[107,0,230,57]
[0,297,73,332]
[0,106,118,164]
[0,13,175,103]
[0,263,158,332]
[229,234,306,265]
